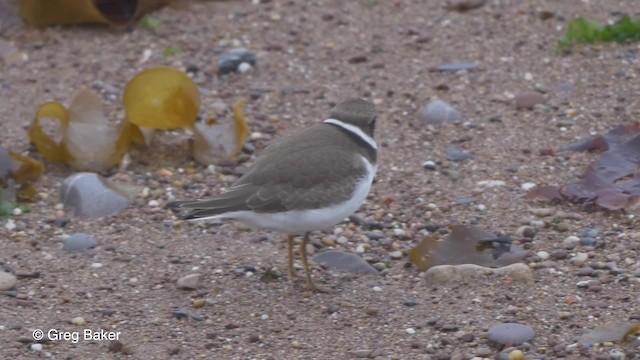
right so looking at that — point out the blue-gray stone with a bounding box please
[488,323,535,345]
[433,62,478,72]
[446,147,473,161]
[60,173,129,218]
[313,250,379,275]
[63,233,97,252]
[418,99,462,124]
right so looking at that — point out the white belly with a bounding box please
[214,157,376,234]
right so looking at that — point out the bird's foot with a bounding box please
[304,279,333,293]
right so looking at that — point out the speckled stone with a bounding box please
[0,272,17,291]
[488,323,535,345]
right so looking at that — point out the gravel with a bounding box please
[1,0,639,358]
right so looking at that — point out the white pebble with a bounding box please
[238,62,252,73]
[536,251,550,260]
[422,160,436,169]
[337,236,349,245]
[524,72,533,81]
[140,48,152,63]
[563,236,580,247]
[476,180,506,188]
[31,343,43,351]
[405,328,416,335]
[207,165,216,174]
[4,219,16,231]
[393,229,405,237]
[12,207,22,216]
[260,314,269,320]
[372,286,382,292]
[91,263,103,268]
[148,200,160,207]
[521,182,536,191]
[477,204,486,211]
[356,244,365,254]
[570,252,588,265]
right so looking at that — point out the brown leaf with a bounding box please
[559,134,608,152]
[408,225,527,271]
[524,185,563,202]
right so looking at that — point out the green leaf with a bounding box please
[139,14,160,32]
[559,16,640,51]
[162,46,181,58]
[0,189,30,217]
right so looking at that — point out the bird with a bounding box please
[167,98,378,292]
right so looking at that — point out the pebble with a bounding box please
[172,309,189,319]
[609,350,625,360]
[193,299,206,308]
[563,236,580,249]
[31,343,43,351]
[63,233,98,252]
[405,328,416,335]
[433,62,477,72]
[423,161,437,170]
[389,251,403,259]
[558,311,573,320]
[291,340,301,349]
[550,249,568,260]
[577,267,594,276]
[446,147,473,161]
[521,182,536,190]
[418,99,462,124]
[177,273,201,290]
[313,250,378,274]
[71,316,86,326]
[536,251,550,260]
[354,349,371,358]
[518,226,536,238]
[476,180,505,188]
[218,48,257,74]
[60,172,129,218]
[581,228,599,238]
[336,236,349,245]
[509,349,524,360]
[403,299,417,307]
[4,219,16,231]
[423,263,533,285]
[372,286,382,292]
[476,347,492,356]
[487,323,535,345]
[515,91,545,110]
[0,272,17,291]
[555,222,569,232]
[570,253,589,266]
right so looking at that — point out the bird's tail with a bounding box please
[165,198,248,221]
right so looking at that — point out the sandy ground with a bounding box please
[2,0,640,359]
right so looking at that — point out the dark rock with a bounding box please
[218,48,257,74]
